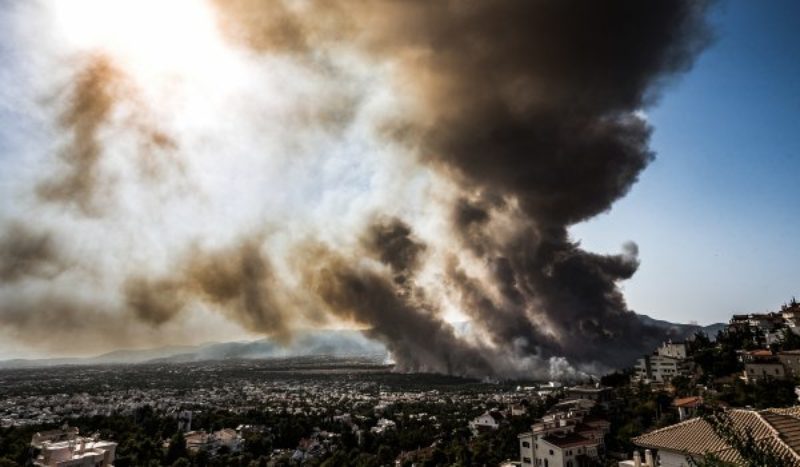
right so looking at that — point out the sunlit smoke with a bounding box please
[0,0,713,378]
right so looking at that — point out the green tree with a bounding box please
[670,375,693,397]
[775,328,800,351]
[165,431,188,465]
[321,451,350,467]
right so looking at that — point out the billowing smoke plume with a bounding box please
[124,238,295,340]
[0,0,713,376]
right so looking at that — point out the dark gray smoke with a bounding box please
[303,242,494,376]
[124,238,294,341]
[0,223,64,283]
[210,0,713,374]
[362,217,426,287]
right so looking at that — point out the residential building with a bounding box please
[511,404,528,417]
[739,349,774,363]
[782,300,800,334]
[31,427,116,467]
[519,399,609,467]
[634,355,684,383]
[370,418,397,435]
[184,428,243,454]
[31,427,80,448]
[519,433,535,467]
[537,433,601,467]
[564,386,613,407]
[672,396,702,421]
[177,410,192,432]
[728,313,786,346]
[618,450,655,467]
[779,350,800,378]
[658,341,688,359]
[631,408,800,466]
[743,361,786,382]
[469,410,505,434]
[634,341,693,383]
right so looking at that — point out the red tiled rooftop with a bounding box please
[633,409,800,465]
[673,396,703,408]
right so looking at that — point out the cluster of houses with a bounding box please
[287,429,340,463]
[183,428,244,455]
[515,386,612,467]
[741,348,800,383]
[635,302,800,386]
[616,302,800,466]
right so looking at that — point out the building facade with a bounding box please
[519,399,608,467]
[31,427,116,467]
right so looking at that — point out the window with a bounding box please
[549,449,554,455]
[544,460,549,467]
[523,457,531,464]
[522,441,530,448]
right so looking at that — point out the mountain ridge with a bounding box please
[0,316,725,369]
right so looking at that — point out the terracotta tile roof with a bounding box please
[541,433,597,449]
[673,396,703,408]
[769,407,800,418]
[632,409,800,465]
[762,409,800,454]
[581,415,610,426]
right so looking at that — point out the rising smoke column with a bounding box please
[214,0,713,373]
[0,0,714,376]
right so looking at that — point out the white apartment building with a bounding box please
[634,354,683,383]
[537,434,600,467]
[31,430,116,467]
[634,340,692,383]
[657,341,688,359]
[469,410,505,434]
[519,399,608,467]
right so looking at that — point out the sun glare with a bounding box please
[50,0,232,82]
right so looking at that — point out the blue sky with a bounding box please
[572,0,800,325]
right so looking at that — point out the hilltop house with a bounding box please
[470,410,506,434]
[728,313,786,346]
[625,407,800,466]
